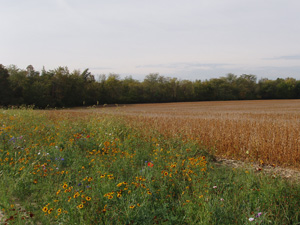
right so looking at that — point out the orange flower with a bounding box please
[147,162,154,167]
[48,208,53,214]
[74,192,80,198]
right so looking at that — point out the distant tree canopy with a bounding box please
[1,64,300,108]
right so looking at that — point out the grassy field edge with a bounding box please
[1,109,300,224]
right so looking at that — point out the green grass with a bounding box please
[1,109,300,224]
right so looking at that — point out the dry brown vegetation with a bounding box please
[68,100,300,168]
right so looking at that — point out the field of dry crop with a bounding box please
[70,100,300,168]
[4,102,300,224]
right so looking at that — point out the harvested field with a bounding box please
[79,99,300,168]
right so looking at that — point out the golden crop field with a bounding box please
[87,99,300,168]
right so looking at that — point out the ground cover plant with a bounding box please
[1,108,300,224]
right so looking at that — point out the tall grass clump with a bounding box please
[0,109,300,224]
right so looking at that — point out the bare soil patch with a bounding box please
[215,157,300,182]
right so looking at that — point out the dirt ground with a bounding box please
[215,157,300,182]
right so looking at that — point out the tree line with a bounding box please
[1,64,300,108]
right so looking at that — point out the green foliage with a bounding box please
[1,64,300,108]
[0,64,11,105]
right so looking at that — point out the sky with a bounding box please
[1,0,300,81]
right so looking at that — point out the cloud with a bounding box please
[264,54,300,60]
[168,65,300,81]
[87,66,113,70]
[55,0,74,13]
[136,63,229,70]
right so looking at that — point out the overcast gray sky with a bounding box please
[1,0,300,80]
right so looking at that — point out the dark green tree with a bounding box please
[105,74,122,104]
[236,74,257,99]
[0,64,11,106]
[143,73,164,102]
[121,76,143,103]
